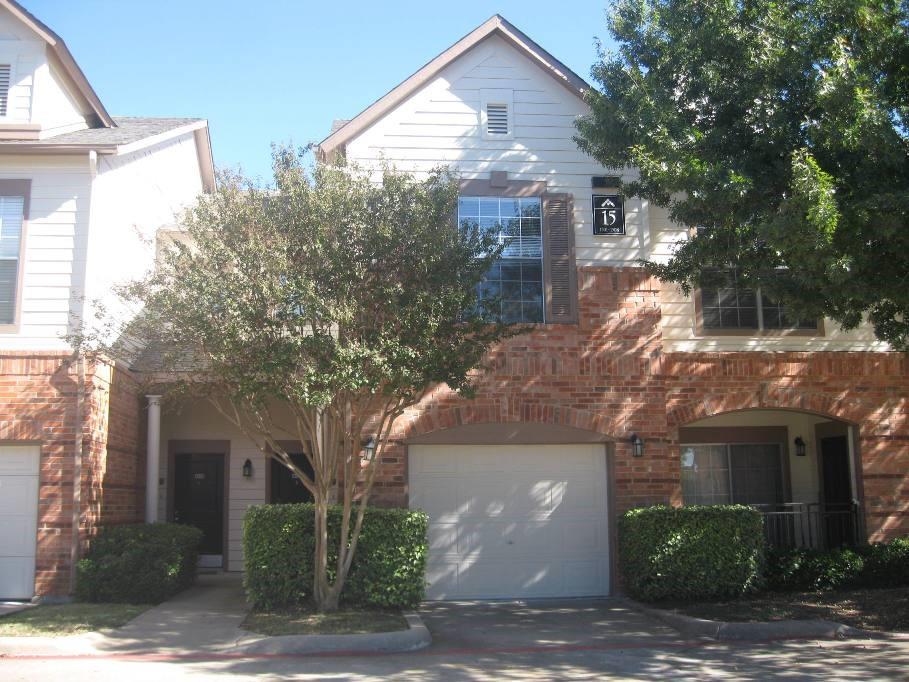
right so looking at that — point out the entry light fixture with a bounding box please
[630,433,645,458]
[242,458,253,478]
[794,436,807,457]
[362,436,377,461]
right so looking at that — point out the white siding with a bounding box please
[31,58,90,135]
[651,207,888,351]
[81,133,205,346]
[345,35,644,267]
[0,154,93,350]
[346,35,886,351]
[0,134,205,351]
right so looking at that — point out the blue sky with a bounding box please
[27,0,612,181]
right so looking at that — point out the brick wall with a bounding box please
[663,352,909,541]
[376,266,676,514]
[371,266,909,543]
[0,352,143,597]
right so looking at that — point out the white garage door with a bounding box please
[0,445,40,600]
[409,443,610,600]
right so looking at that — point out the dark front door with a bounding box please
[174,453,224,555]
[820,436,855,547]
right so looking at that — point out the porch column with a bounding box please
[145,395,162,523]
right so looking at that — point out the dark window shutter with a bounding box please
[542,193,577,323]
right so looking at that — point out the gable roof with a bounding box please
[2,0,114,127]
[318,15,590,160]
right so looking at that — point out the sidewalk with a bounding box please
[0,573,249,658]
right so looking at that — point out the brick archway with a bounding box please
[667,386,864,428]
[397,403,621,442]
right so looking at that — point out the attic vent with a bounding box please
[485,103,509,135]
[0,65,10,117]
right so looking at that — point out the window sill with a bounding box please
[697,326,824,338]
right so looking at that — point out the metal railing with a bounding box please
[754,502,863,549]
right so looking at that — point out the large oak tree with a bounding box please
[576,0,909,347]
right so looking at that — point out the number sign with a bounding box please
[592,194,625,235]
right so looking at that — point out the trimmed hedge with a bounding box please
[243,503,428,610]
[75,523,203,604]
[766,538,909,591]
[619,505,765,602]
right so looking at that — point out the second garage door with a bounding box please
[409,443,610,600]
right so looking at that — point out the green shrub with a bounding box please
[857,538,909,587]
[766,538,909,592]
[75,523,203,604]
[618,505,765,602]
[243,503,428,610]
[765,546,865,591]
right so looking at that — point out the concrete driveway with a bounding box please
[419,598,681,652]
[4,585,909,680]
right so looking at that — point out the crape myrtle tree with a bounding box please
[120,148,515,612]
[575,0,909,347]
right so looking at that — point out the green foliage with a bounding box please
[106,148,518,610]
[243,503,428,610]
[858,538,909,588]
[124,150,513,409]
[766,538,909,591]
[618,505,765,602]
[765,546,865,591]
[75,523,203,604]
[577,0,909,348]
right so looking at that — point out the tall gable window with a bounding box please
[0,64,10,117]
[0,181,29,329]
[460,196,543,322]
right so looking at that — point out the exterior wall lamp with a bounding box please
[362,436,377,461]
[630,433,645,457]
[794,436,807,457]
[242,458,253,477]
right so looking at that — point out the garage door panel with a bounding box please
[0,446,40,475]
[0,558,35,600]
[427,522,458,554]
[410,479,460,515]
[553,477,600,511]
[411,443,610,600]
[0,513,38,555]
[564,560,606,594]
[0,446,39,600]
[0,477,38,513]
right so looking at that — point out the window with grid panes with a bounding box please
[700,270,817,331]
[458,195,544,323]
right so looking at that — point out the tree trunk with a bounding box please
[313,498,336,612]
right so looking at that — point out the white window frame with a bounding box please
[0,180,30,332]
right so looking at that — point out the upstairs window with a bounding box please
[697,270,820,334]
[0,64,9,117]
[459,195,544,323]
[0,189,27,328]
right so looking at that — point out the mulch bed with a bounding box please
[658,586,909,632]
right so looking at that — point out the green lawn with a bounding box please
[242,607,408,636]
[662,586,909,632]
[0,603,151,637]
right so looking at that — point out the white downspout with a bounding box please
[145,395,162,523]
